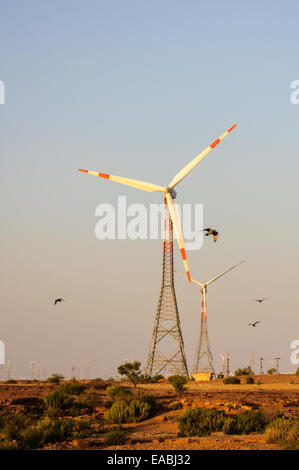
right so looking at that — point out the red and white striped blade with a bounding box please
[168,124,237,189]
[165,192,191,282]
[205,259,245,286]
[78,169,164,193]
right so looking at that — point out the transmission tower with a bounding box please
[192,286,215,375]
[274,357,281,374]
[145,200,188,378]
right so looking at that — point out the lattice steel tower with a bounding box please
[145,200,188,377]
[192,285,215,375]
[176,261,244,376]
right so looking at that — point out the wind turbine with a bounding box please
[78,125,237,377]
[177,260,245,376]
[78,124,236,282]
[219,352,230,377]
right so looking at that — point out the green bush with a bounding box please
[177,407,266,437]
[267,368,277,375]
[295,367,299,376]
[136,393,156,409]
[105,427,126,446]
[43,389,74,410]
[233,410,266,434]
[222,410,266,435]
[23,418,74,448]
[235,367,253,376]
[4,379,18,384]
[22,428,44,449]
[46,373,64,384]
[59,381,86,395]
[265,417,299,449]
[223,376,240,384]
[168,375,187,394]
[261,408,283,424]
[152,374,164,383]
[105,398,153,424]
[78,389,102,409]
[22,417,90,449]
[106,385,132,403]
[246,376,255,384]
[138,374,164,384]
[222,416,239,434]
[3,415,30,441]
[178,408,226,437]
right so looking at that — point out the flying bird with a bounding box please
[251,298,269,303]
[203,228,218,242]
[54,298,64,305]
[248,321,260,327]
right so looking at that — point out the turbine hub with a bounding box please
[167,187,177,199]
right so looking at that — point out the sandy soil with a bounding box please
[0,374,298,450]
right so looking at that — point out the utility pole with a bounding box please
[225,353,230,378]
[260,357,264,375]
[42,363,46,381]
[274,357,281,374]
[250,352,255,375]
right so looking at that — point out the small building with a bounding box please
[192,372,213,382]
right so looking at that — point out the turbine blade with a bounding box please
[168,124,237,188]
[205,259,245,286]
[175,271,204,287]
[165,192,191,282]
[78,169,164,193]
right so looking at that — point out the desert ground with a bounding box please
[0,374,298,450]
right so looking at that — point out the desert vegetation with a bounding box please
[0,370,298,450]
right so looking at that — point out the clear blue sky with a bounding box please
[1,1,299,378]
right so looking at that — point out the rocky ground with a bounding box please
[0,374,298,450]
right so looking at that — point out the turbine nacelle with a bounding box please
[166,187,177,199]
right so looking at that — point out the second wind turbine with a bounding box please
[177,260,245,376]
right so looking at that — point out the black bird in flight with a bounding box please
[203,228,218,242]
[248,321,261,327]
[54,298,64,305]
[251,298,269,303]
